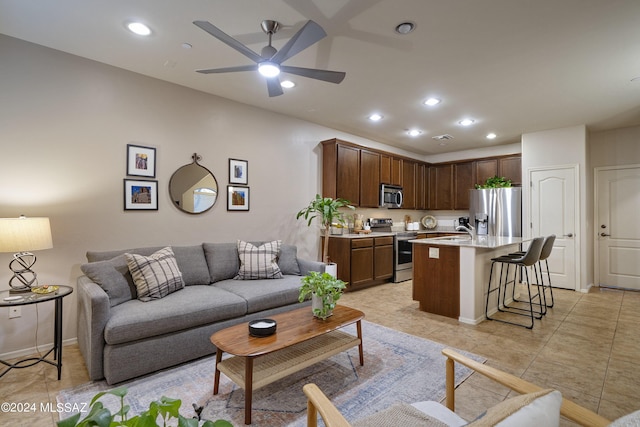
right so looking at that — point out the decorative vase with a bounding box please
[311,293,333,319]
[325,263,338,278]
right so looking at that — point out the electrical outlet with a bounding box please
[9,306,21,319]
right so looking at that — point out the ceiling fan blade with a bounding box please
[266,77,284,97]
[280,66,346,84]
[271,20,326,64]
[196,65,258,74]
[193,21,263,64]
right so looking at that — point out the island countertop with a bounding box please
[410,235,529,249]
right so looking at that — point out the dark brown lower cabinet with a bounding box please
[412,243,460,319]
[326,236,393,291]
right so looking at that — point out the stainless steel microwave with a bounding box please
[380,184,403,208]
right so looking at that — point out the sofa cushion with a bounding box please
[279,244,301,276]
[126,247,185,302]
[235,240,283,280]
[214,275,302,313]
[104,285,247,345]
[86,245,210,286]
[203,242,240,283]
[467,389,562,427]
[80,255,137,307]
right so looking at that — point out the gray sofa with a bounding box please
[77,242,323,384]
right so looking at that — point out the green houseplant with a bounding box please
[57,386,232,427]
[296,194,355,265]
[475,175,512,189]
[298,271,347,320]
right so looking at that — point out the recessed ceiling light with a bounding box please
[424,98,441,106]
[407,129,422,137]
[368,113,383,121]
[127,22,152,36]
[281,80,295,89]
[181,42,192,49]
[486,133,497,139]
[458,118,475,126]
[395,22,416,35]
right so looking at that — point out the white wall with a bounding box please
[0,35,429,358]
[521,125,591,291]
[590,125,640,167]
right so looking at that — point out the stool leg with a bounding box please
[543,259,554,308]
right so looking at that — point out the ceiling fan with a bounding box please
[193,19,346,97]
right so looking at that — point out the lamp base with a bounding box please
[8,251,38,293]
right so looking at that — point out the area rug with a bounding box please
[58,321,484,426]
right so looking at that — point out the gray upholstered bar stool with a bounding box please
[507,235,556,310]
[485,237,545,329]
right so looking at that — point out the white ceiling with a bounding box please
[2,0,640,155]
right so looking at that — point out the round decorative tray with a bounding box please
[421,215,438,229]
[31,285,59,294]
[248,319,277,337]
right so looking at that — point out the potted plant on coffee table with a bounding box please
[299,271,347,320]
[296,194,354,275]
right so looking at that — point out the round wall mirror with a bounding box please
[169,153,218,214]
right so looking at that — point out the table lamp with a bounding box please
[0,216,53,293]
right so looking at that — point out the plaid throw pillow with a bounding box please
[125,247,184,301]
[235,240,283,280]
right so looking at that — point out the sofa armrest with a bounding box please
[297,258,325,276]
[76,275,110,381]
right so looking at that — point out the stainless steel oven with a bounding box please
[394,231,417,282]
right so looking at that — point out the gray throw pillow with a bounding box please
[80,255,137,307]
[279,244,301,275]
[203,242,240,283]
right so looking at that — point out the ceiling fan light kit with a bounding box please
[194,19,346,97]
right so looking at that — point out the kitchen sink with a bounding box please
[430,235,472,242]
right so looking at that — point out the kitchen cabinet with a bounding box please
[498,156,522,186]
[416,163,428,210]
[326,236,393,291]
[322,139,360,204]
[391,158,402,186]
[402,160,417,209]
[380,154,391,184]
[428,164,454,210]
[474,155,522,187]
[454,161,474,210]
[360,149,380,207]
[413,243,460,318]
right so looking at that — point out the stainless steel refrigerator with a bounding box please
[469,187,522,237]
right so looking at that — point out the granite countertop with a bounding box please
[411,235,529,249]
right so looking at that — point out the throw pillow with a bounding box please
[467,389,562,427]
[235,240,283,280]
[80,254,137,307]
[125,247,185,301]
[278,244,301,275]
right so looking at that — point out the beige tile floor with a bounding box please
[1,281,638,426]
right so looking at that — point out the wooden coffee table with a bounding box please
[210,305,364,425]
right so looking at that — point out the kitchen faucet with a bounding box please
[456,224,476,240]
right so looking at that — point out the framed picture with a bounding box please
[229,158,248,184]
[127,144,156,177]
[124,179,158,210]
[227,185,250,211]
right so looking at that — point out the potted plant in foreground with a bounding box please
[299,271,347,320]
[296,194,354,274]
[57,386,232,427]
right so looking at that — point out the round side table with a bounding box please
[0,285,73,380]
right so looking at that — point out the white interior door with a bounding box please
[596,166,640,290]
[530,166,578,290]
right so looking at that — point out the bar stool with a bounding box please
[485,237,545,329]
[507,235,556,311]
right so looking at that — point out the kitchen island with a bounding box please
[411,235,529,325]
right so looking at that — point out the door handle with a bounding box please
[600,232,610,237]
[563,233,574,238]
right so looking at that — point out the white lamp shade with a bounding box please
[0,217,53,252]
